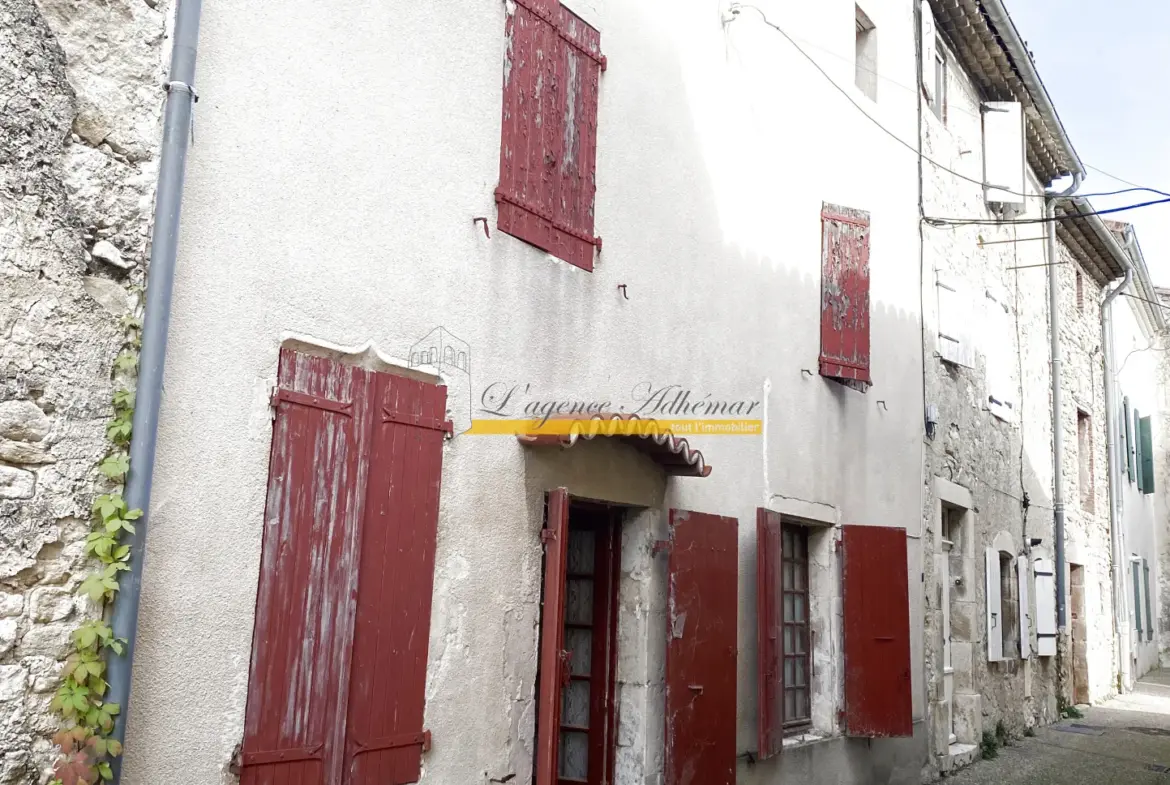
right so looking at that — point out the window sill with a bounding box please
[782,731,834,750]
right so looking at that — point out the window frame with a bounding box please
[780,523,813,731]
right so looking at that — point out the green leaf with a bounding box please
[108,640,124,656]
[113,351,138,373]
[77,628,97,649]
[113,546,130,560]
[123,509,143,521]
[79,574,107,603]
[107,740,122,757]
[89,676,107,696]
[92,737,107,757]
[98,762,113,781]
[113,389,136,410]
[98,454,130,479]
[104,702,120,716]
[85,708,99,727]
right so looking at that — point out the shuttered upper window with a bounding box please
[819,204,872,388]
[497,0,605,271]
[240,349,449,785]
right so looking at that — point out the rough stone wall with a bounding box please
[1054,244,1117,704]
[0,0,165,778]
[919,42,1059,779]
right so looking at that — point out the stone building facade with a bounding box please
[0,0,166,778]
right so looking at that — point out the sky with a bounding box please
[1007,0,1170,284]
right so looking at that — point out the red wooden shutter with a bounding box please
[756,509,783,759]
[819,204,872,387]
[535,488,571,785]
[665,509,738,785]
[497,0,605,271]
[841,525,912,737]
[344,373,449,784]
[241,349,372,784]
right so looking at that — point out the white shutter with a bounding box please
[986,290,1016,422]
[937,278,975,368]
[1034,557,1057,657]
[921,1,937,102]
[983,101,1026,206]
[1017,555,1031,659]
[986,548,1003,662]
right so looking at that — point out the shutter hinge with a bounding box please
[541,529,557,544]
[652,540,672,556]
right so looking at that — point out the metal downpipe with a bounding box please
[106,0,203,779]
[1102,261,1133,692]
[1048,172,1082,635]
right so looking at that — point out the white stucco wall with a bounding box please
[1111,292,1161,681]
[119,1,926,783]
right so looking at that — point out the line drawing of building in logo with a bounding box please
[410,327,472,434]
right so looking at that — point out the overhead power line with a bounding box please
[728,4,1170,208]
[924,196,1170,227]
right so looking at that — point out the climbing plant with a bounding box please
[48,308,142,785]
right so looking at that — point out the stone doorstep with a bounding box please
[938,742,979,774]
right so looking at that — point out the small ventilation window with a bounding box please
[855,6,878,101]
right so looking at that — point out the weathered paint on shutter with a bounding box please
[1124,397,1135,481]
[497,0,604,271]
[344,373,449,784]
[841,525,912,737]
[985,549,1003,663]
[1017,555,1030,659]
[665,509,738,785]
[1140,416,1155,494]
[241,349,372,785]
[1144,559,1154,642]
[819,204,872,386]
[535,489,571,785]
[756,508,784,759]
[1034,558,1056,657]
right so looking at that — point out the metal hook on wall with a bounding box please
[617,284,629,300]
[473,217,490,239]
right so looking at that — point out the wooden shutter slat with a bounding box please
[345,374,447,785]
[535,489,571,785]
[1017,555,1030,659]
[1034,558,1057,657]
[665,509,738,785]
[819,204,872,386]
[842,525,912,737]
[1124,397,1135,480]
[756,509,784,759]
[242,349,372,785]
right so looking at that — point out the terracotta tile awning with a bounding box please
[516,414,712,477]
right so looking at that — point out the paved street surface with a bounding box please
[944,670,1170,784]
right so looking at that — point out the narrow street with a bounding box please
[944,671,1170,784]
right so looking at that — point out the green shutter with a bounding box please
[1134,408,1144,490]
[1134,564,1144,636]
[1144,559,1154,643]
[1140,416,1155,495]
[1124,398,1135,481]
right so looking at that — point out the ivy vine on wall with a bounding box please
[49,305,143,785]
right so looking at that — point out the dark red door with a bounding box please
[344,373,448,784]
[842,524,912,737]
[241,350,372,785]
[665,509,738,785]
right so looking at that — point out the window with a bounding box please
[931,45,948,122]
[1078,410,1093,511]
[986,546,1026,661]
[559,505,620,784]
[1076,269,1085,312]
[819,204,871,389]
[855,5,878,101]
[781,524,812,730]
[1135,407,1146,491]
[497,0,605,271]
[241,349,449,785]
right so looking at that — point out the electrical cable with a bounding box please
[728,4,1170,206]
[924,196,1170,227]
